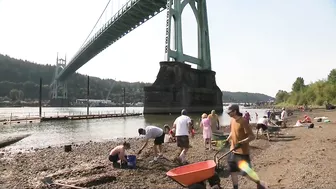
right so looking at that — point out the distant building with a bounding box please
[76,99,111,105]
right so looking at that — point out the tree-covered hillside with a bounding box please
[0,54,150,103]
[222,91,274,103]
[0,54,273,104]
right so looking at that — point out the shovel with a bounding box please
[41,177,87,189]
[214,143,241,170]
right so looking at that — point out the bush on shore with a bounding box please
[275,69,336,106]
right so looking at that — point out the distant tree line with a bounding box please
[0,54,274,104]
[0,54,150,103]
[222,91,274,103]
[275,69,336,106]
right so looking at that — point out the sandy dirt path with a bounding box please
[1,109,335,189]
[223,110,336,189]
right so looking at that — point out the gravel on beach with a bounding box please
[1,109,336,189]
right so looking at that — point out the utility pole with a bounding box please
[39,77,42,117]
[87,76,90,115]
[123,87,126,115]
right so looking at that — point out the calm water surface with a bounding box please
[0,107,268,150]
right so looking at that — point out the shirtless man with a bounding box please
[108,142,130,166]
[226,104,267,189]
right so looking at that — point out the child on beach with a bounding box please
[108,142,130,166]
[190,119,195,138]
[200,113,212,150]
[164,124,176,142]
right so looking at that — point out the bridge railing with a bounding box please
[59,0,165,81]
[80,0,139,53]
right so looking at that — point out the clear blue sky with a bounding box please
[0,0,336,97]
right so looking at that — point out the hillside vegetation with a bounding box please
[222,91,273,103]
[275,69,336,106]
[0,54,273,104]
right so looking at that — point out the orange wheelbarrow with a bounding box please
[166,144,239,189]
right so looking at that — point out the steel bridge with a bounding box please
[51,0,212,100]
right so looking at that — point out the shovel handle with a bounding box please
[214,145,242,163]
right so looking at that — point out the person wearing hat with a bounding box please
[137,125,165,162]
[173,109,193,164]
[225,104,267,189]
[280,108,288,127]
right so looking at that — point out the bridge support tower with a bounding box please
[144,0,223,114]
[50,54,70,107]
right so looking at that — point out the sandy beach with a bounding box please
[1,109,336,189]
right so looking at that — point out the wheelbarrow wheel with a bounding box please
[187,182,206,189]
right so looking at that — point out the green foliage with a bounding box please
[0,54,150,103]
[9,89,24,101]
[275,70,336,106]
[292,77,305,92]
[222,91,274,103]
[275,90,289,104]
[328,69,336,84]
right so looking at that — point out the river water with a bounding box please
[0,107,269,150]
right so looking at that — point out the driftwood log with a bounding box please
[0,134,31,149]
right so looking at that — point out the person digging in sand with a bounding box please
[108,141,130,167]
[226,104,267,189]
[137,125,165,162]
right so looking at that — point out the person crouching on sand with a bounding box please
[108,142,130,167]
[138,125,165,162]
[200,113,212,150]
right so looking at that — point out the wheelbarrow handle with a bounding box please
[214,144,242,163]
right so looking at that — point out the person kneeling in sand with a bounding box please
[299,115,312,123]
[108,142,130,167]
[138,125,165,162]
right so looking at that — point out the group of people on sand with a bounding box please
[108,105,267,189]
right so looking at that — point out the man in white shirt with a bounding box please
[173,109,192,164]
[137,125,165,161]
[256,116,271,140]
[281,108,288,127]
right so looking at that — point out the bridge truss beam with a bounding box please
[164,0,211,70]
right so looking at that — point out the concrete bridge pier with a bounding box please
[143,61,223,114]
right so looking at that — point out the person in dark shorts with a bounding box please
[108,141,130,167]
[256,116,270,140]
[137,125,165,162]
[226,104,267,189]
[173,109,192,164]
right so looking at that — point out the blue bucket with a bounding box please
[127,155,136,169]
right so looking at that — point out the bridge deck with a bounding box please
[57,0,167,81]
